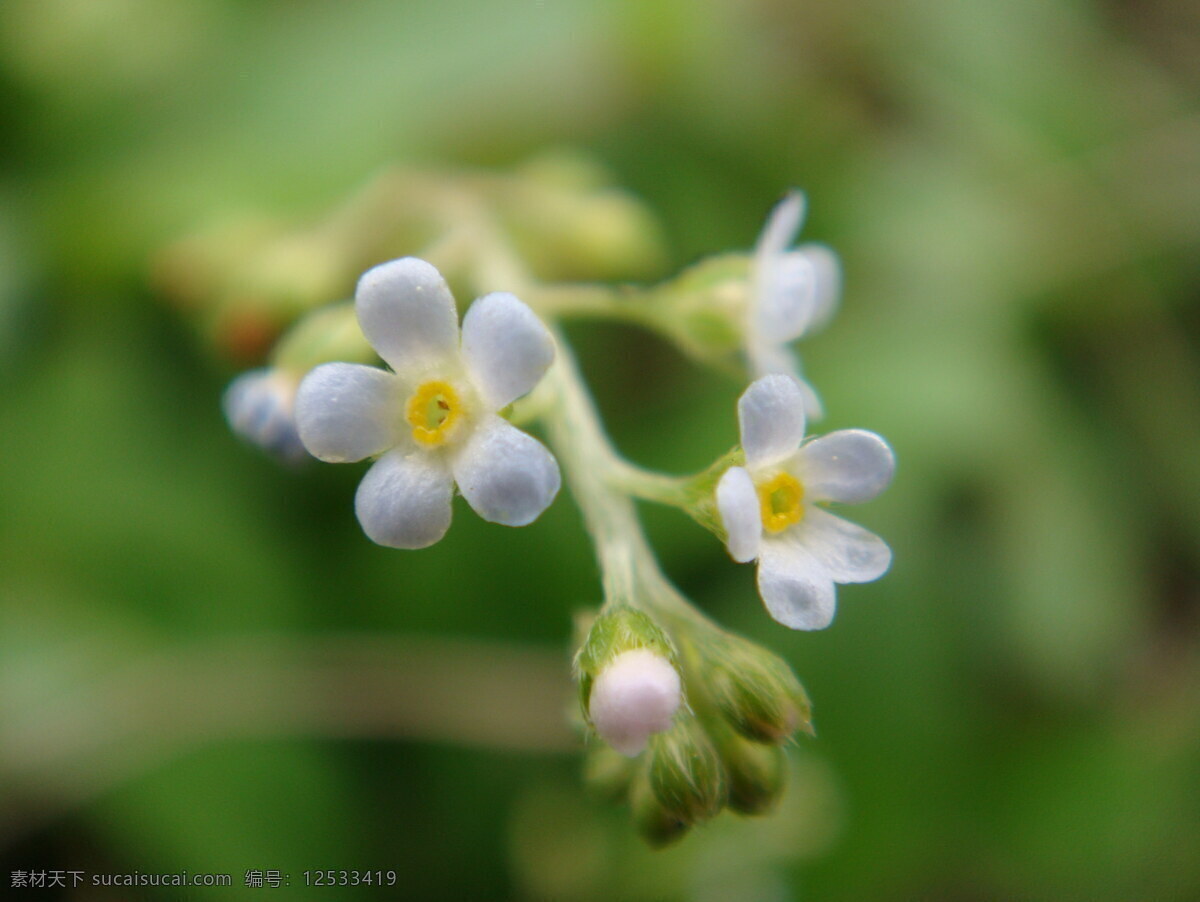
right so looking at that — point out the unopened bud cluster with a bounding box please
[578,608,811,846]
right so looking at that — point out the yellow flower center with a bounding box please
[757,472,805,533]
[405,380,462,446]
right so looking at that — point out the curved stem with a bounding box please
[451,198,714,630]
[541,329,711,628]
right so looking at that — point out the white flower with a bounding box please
[223,367,308,463]
[747,191,840,418]
[716,375,894,630]
[295,257,561,548]
[588,648,682,757]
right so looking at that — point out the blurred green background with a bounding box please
[2,0,1199,899]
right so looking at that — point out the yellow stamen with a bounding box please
[405,380,462,446]
[757,472,804,533]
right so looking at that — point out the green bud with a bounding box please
[679,446,746,542]
[574,606,676,719]
[710,721,788,816]
[646,254,751,365]
[706,634,813,744]
[152,215,282,314]
[582,745,635,804]
[647,716,726,825]
[515,149,615,193]
[497,161,667,281]
[271,301,375,372]
[245,230,349,319]
[630,770,689,848]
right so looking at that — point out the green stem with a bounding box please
[452,197,714,630]
[526,283,659,329]
[541,329,710,628]
[607,457,692,508]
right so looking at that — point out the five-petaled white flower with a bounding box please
[747,191,840,418]
[295,257,561,549]
[716,374,894,630]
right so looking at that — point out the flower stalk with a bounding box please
[191,163,895,846]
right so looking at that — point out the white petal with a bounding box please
[757,249,819,341]
[756,537,837,630]
[791,507,892,583]
[589,649,681,757]
[757,245,840,342]
[796,244,840,334]
[795,372,825,421]
[461,292,554,409]
[355,257,459,376]
[295,363,404,463]
[451,415,560,526]
[752,192,805,337]
[754,191,805,262]
[354,449,453,549]
[738,374,807,468]
[794,429,895,504]
[716,466,761,563]
[747,342,826,420]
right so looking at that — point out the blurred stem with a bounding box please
[526,282,658,329]
[0,634,573,847]
[607,457,692,508]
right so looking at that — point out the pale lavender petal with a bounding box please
[754,191,805,263]
[796,244,840,334]
[790,507,891,583]
[794,429,895,504]
[295,363,404,463]
[354,449,453,549]
[461,291,554,409]
[756,536,837,630]
[355,257,459,377]
[716,466,761,563]
[757,250,818,341]
[451,415,560,526]
[738,374,807,468]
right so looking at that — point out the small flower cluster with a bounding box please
[577,608,811,846]
[207,174,893,846]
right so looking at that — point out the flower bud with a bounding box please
[710,722,787,816]
[706,634,813,743]
[270,301,374,372]
[222,367,307,463]
[576,607,680,755]
[588,648,682,757]
[630,770,689,848]
[646,255,750,364]
[647,716,726,825]
[500,154,667,281]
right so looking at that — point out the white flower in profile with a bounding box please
[746,191,840,418]
[223,367,308,463]
[588,648,682,757]
[716,375,894,630]
[295,257,560,548]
